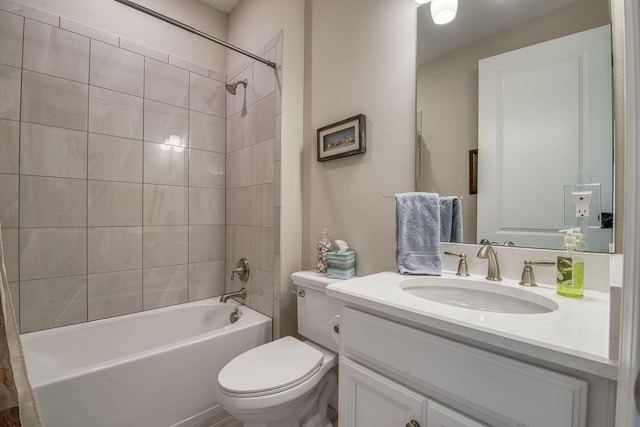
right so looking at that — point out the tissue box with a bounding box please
[327,251,355,279]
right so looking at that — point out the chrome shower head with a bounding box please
[225,79,248,95]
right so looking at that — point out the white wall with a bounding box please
[12,0,228,72]
[227,0,283,74]
[305,0,417,276]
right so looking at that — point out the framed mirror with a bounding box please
[416,0,617,253]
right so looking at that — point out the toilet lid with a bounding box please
[218,336,324,395]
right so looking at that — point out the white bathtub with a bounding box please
[21,299,272,427]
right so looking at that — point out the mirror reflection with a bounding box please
[416,0,614,252]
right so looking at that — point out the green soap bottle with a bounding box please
[557,228,585,298]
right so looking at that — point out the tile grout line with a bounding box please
[86,35,91,323]
[16,14,25,333]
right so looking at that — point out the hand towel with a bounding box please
[439,196,463,243]
[395,192,442,275]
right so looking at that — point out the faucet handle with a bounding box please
[519,259,555,287]
[444,252,470,277]
[231,258,250,282]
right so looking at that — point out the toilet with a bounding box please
[216,271,343,427]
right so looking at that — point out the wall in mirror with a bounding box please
[416,0,615,252]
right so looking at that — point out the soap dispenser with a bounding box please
[556,228,586,298]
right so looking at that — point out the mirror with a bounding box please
[416,0,616,253]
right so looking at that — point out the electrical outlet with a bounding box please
[576,205,590,217]
[572,191,592,218]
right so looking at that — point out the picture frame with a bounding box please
[469,149,478,195]
[317,114,366,162]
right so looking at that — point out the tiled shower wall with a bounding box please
[225,32,282,323]
[0,4,229,332]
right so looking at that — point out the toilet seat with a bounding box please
[218,336,324,397]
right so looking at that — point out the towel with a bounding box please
[395,192,442,275]
[439,196,463,243]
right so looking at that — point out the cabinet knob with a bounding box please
[405,421,420,427]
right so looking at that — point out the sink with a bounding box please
[399,277,558,314]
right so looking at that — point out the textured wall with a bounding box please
[305,0,417,276]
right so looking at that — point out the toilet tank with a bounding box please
[292,271,345,353]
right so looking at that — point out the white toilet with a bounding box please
[216,271,343,427]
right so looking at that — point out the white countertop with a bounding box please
[326,271,617,380]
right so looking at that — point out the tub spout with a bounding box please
[220,288,247,303]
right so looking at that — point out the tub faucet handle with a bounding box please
[231,258,250,282]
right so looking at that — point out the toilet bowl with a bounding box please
[216,272,344,427]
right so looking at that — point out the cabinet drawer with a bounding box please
[427,399,488,427]
[340,307,587,427]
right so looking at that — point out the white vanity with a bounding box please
[326,272,616,427]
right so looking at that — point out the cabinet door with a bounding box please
[340,357,427,427]
[427,400,487,427]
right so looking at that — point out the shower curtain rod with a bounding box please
[114,0,277,69]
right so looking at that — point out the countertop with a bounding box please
[325,271,617,380]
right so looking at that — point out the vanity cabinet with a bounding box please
[340,357,427,427]
[340,357,487,427]
[338,307,589,427]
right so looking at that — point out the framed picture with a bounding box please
[317,114,366,162]
[469,149,478,195]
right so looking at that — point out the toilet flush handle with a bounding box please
[290,288,305,297]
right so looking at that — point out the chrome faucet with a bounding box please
[477,241,502,281]
[219,288,247,303]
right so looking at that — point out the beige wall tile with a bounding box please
[251,138,275,185]
[189,187,225,225]
[188,225,225,263]
[252,183,275,227]
[88,226,142,273]
[145,58,189,108]
[252,227,274,272]
[21,70,88,130]
[88,180,142,226]
[88,133,143,183]
[143,184,187,226]
[20,175,86,227]
[0,10,23,68]
[189,149,225,188]
[90,39,143,97]
[20,123,87,179]
[0,173,18,227]
[142,225,188,268]
[190,110,225,153]
[88,269,142,320]
[0,65,20,121]
[20,228,86,280]
[89,86,142,139]
[143,264,188,309]
[23,19,89,83]
[20,275,87,332]
[144,99,188,147]
[2,227,18,282]
[0,119,19,174]
[190,73,225,117]
[143,141,187,186]
[188,260,225,300]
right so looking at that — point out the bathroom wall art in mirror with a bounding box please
[415,0,615,253]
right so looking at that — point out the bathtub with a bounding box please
[21,299,272,427]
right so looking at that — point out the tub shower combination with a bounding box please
[21,299,271,427]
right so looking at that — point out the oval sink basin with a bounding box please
[399,277,558,314]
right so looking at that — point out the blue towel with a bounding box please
[395,192,442,275]
[439,196,463,243]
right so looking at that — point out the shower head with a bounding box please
[225,79,248,95]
